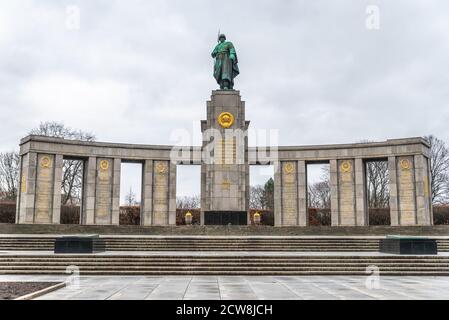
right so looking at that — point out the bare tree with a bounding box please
[425,135,449,204]
[176,195,200,209]
[308,181,331,209]
[249,178,274,210]
[250,185,265,209]
[125,188,137,206]
[61,160,83,205]
[0,152,20,201]
[30,121,95,141]
[30,121,95,205]
[308,166,331,209]
[366,160,390,208]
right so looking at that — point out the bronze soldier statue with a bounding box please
[211,34,239,90]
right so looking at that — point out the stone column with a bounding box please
[153,160,170,225]
[396,156,417,225]
[168,162,177,225]
[17,152,37,224]
[34,154,55,224]
[51,154,63,224]
[94,158,114,225]
[388,156,400,226]
[329,159,339,226]
[337,159,356,226]
[297,160,308,226]
[354,158,367,226]
[281,161,298,225]
[82,157,96,225]
[414,154,432,225]
[200,90,249,224]
[273,161,282,226]
[141,160,153,226]
[111,158,121,225]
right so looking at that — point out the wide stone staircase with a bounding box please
[0,236,448,275]
[0,254,448,275]
[0,236,449,252]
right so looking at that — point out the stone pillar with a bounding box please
[330,159,359,226]
[51,154,63,224]
[414,154,432,225]
[273,161,282,226]
[200,90,249,224]
[337,159,356,226]
[17,152,37,224]
[141,160,153,226]
[34,154,55,224]
[388,156,400,226]
[168,162,177,225]
[329,159,339,226]
[396,156,417,225]
[82,157,96,225]
[297,160,308,226]
[153,160,170,225]
[280,161,298,225]
[94,158,113,224]
[111,158,121,225]
[354,158,367,226]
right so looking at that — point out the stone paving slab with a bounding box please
[0,275,448,300]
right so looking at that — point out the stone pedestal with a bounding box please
[200,90,250,225]
[380,236,437,255]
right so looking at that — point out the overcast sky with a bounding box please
[1,1,448,202]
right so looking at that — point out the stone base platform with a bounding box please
[0,251,448,276]
[54,235,106,254]
[380,236,438,255]
[1,223,449,236]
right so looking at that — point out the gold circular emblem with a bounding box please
[400,159,410,170]
[99,160,109,171]
[217,112,234,128]
[40,156,51,168]
[156,162,167,173]
[284,162,295,174]
[341,160,351,173]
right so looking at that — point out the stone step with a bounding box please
[0,269,448,276]
[0,237,447,253]
[1,263,448,268]
[1,256,448,260]
[0,264,449,271]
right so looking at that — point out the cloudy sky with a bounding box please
[1,0,448,201]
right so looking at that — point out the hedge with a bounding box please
[1,202,449,226]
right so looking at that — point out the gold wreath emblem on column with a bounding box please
[99,160,109,171]
[156,162,167,173]
[400,159,410,170]
[221,179,231,190]
[40,156,51,168]
[217,112,234,128]
[284,162,295,174]
[340,160,351,173]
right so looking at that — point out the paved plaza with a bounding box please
[0,275,448,300]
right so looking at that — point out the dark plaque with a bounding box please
[54,234,105,254]
[204,211,247,225]
[379,236,437,255]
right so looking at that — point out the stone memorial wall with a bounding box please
[15,91,433,227]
